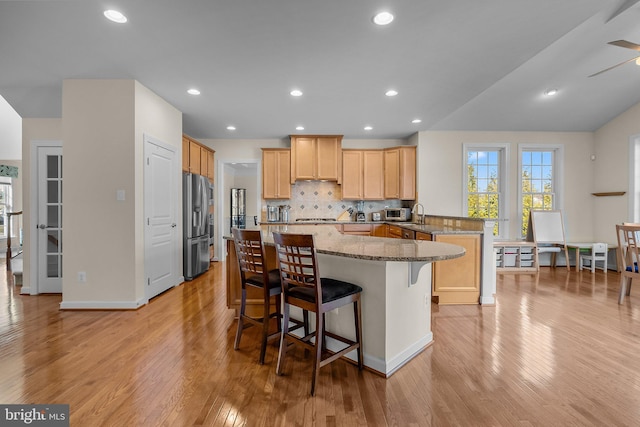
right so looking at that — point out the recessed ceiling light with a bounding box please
[296,126,305,131]
[544,88,558,96]
[226,126,236,131]
[373,11,394,25]
[290,89,303,97]
[104,10,127,24]
[187,88,200,95]
[364,126,373,131]
[385,89,398,97]
[412,119,422,124]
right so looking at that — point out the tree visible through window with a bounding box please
[521,150,554,237]
[467,150,501,236]
[0,181,11,238]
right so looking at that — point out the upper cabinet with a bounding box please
[182,135,215,181]
[262,148,291,199]
[342,150,384,200]
[384,146,416,200]
[290,135,342,183]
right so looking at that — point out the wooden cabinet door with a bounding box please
[342,150,363,199]
[383,146,416,200]
[316,136,341,181]
[291,137,316,181]
[200,146,208,177]
[363,150,384,200]
[291,135,342,182]
[189,140,201,175]
[432,234,480,304]
[384,148,400,199]
[371,224,387,237]
[387,224,403,239]
[342,223,372,235]
[182,137,190,171]
[262,149,290,199]
[207,150,215,181]
[416,231,432,241]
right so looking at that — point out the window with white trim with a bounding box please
[0,178,12,238]
[464,144,508,238]
[519,145,563,238]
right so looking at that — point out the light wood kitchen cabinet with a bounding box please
[342,149,384,200]
[387,224,403,239]
[262,148,291,199]
[290,135,342,183]
[371,224,387,237]
[415,231,432,241]
[189,139,201,174]
[206,150,214,181]
[384,146,416,200]
[182,135,215,181]
[432,234,480,305]
[342,223,372,235]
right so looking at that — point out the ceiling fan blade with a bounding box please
[588,55,640,77]
[609,40,640,51]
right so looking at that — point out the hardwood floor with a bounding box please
[2,260,640,426]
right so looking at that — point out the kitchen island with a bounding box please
[225,224,465,376]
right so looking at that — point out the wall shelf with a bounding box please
[591,191,626,196]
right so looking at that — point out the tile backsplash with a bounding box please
[264,181,405,221]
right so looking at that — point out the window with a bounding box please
[0,178,12,238]
[519,145,563,238]
[464,144,508,238]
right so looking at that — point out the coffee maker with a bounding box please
[355,201,366,222]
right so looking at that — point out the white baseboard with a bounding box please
[59,298,147,310]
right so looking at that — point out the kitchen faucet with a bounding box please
[412,203,425,224]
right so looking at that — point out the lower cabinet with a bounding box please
[432,234,481,305]
[342,223,372,235]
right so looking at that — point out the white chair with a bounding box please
[578,243,608,273]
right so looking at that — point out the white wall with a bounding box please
[417,131,595,241]
[134,81,182,302]
[60,79,181,308]
[593,101,640,243]
[21,118,63,293]
[0,95,21,160]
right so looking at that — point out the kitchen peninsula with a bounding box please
[226,224,465,376]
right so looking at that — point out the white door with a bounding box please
[36,145,63,293]
[144,136,179,299]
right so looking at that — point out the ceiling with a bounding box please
[2,0,640,140]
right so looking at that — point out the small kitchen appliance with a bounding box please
[266,205,280,222]
[355,201,366,222]
[371,212,382,221]
[280,205,291,223]
[383,207,411,222]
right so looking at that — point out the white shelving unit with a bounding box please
[494,241,537,272]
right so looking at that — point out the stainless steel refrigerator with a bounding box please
[183,172,210,280]
[230,188,246,229]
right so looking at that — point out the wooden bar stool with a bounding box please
[272,232,363,396]
[231,228,282,364]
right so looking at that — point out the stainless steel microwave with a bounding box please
[383,208,411,222]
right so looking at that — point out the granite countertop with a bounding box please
[227,224,466,263]
[260,221,484,235]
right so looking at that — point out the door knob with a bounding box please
[171,223,177,228]
[38,224,46,229]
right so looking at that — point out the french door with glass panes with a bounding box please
[37,146,63,293]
